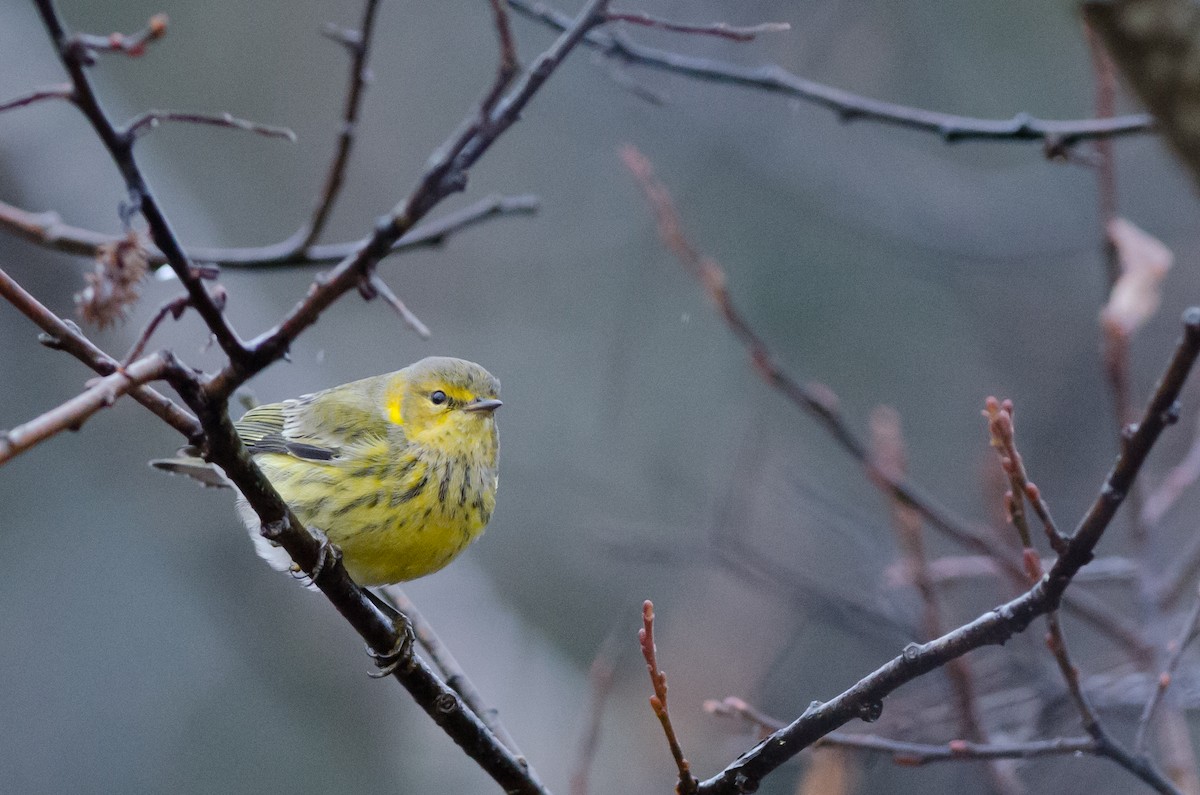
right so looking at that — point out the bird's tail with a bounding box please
[149,453,231,489]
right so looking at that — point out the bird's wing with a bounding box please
[236,377,397,462]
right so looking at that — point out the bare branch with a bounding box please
[623,146,1199,795]
[511,0,1155,147]
[0,266,200,441]
[621,144,1153,662]
[209,0,611,399]
[33,0,248,364]
[378,586,532,765]
[0,193,540,268]
[125,110,296,142]
[0,352,172,466]
[0,83,73,113]
[690,306,1200,794]
[606,11,789,42]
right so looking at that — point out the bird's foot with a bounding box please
[367,619,415,679]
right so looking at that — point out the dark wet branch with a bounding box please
[511,0,1155,147]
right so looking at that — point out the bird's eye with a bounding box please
[430,390,447,406]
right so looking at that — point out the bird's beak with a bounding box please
[463,398,503,413]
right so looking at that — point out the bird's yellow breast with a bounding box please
[255,434,497,585]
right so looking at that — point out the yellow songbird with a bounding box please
[153,356,501,585]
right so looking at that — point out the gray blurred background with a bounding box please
[2,1,1200,793]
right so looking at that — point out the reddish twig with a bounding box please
[983,397,1068,558]
[639,600,698,795]
[125,110,296,142]
[1135,586,1200,754]
[0,351,174,465]
[511,0,1155,147]
[605,11,789,42]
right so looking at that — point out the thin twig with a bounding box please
[361,272,431,339]
[639,600,698,795]
[0,83,73,113]
[0,266,200,442]
[510,0,1156,147]
[1135,585,1200,753]
[300,0,382,248]
[125,110,296,142]
[482,0,521,116]
[983,397,1068,561]
[67,13,168,59]
[121,293,194,366]
[0,352,171,465]
[872,407,1018,795]
[0,193,540,268]
[606,11,789,43]
[570,626,621,795]
[706,697,1098,766]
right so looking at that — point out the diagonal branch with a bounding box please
[33,0,248,365]
[209,0,612,399]
[0,351,173,465]
[693,310,1200,795]
[0,266,200,442]
[299,0,383,248]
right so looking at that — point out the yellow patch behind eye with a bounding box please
[384,380,404,425]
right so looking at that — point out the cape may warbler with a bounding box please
[153,356,501,585]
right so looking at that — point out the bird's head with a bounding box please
[387,356,501,455]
